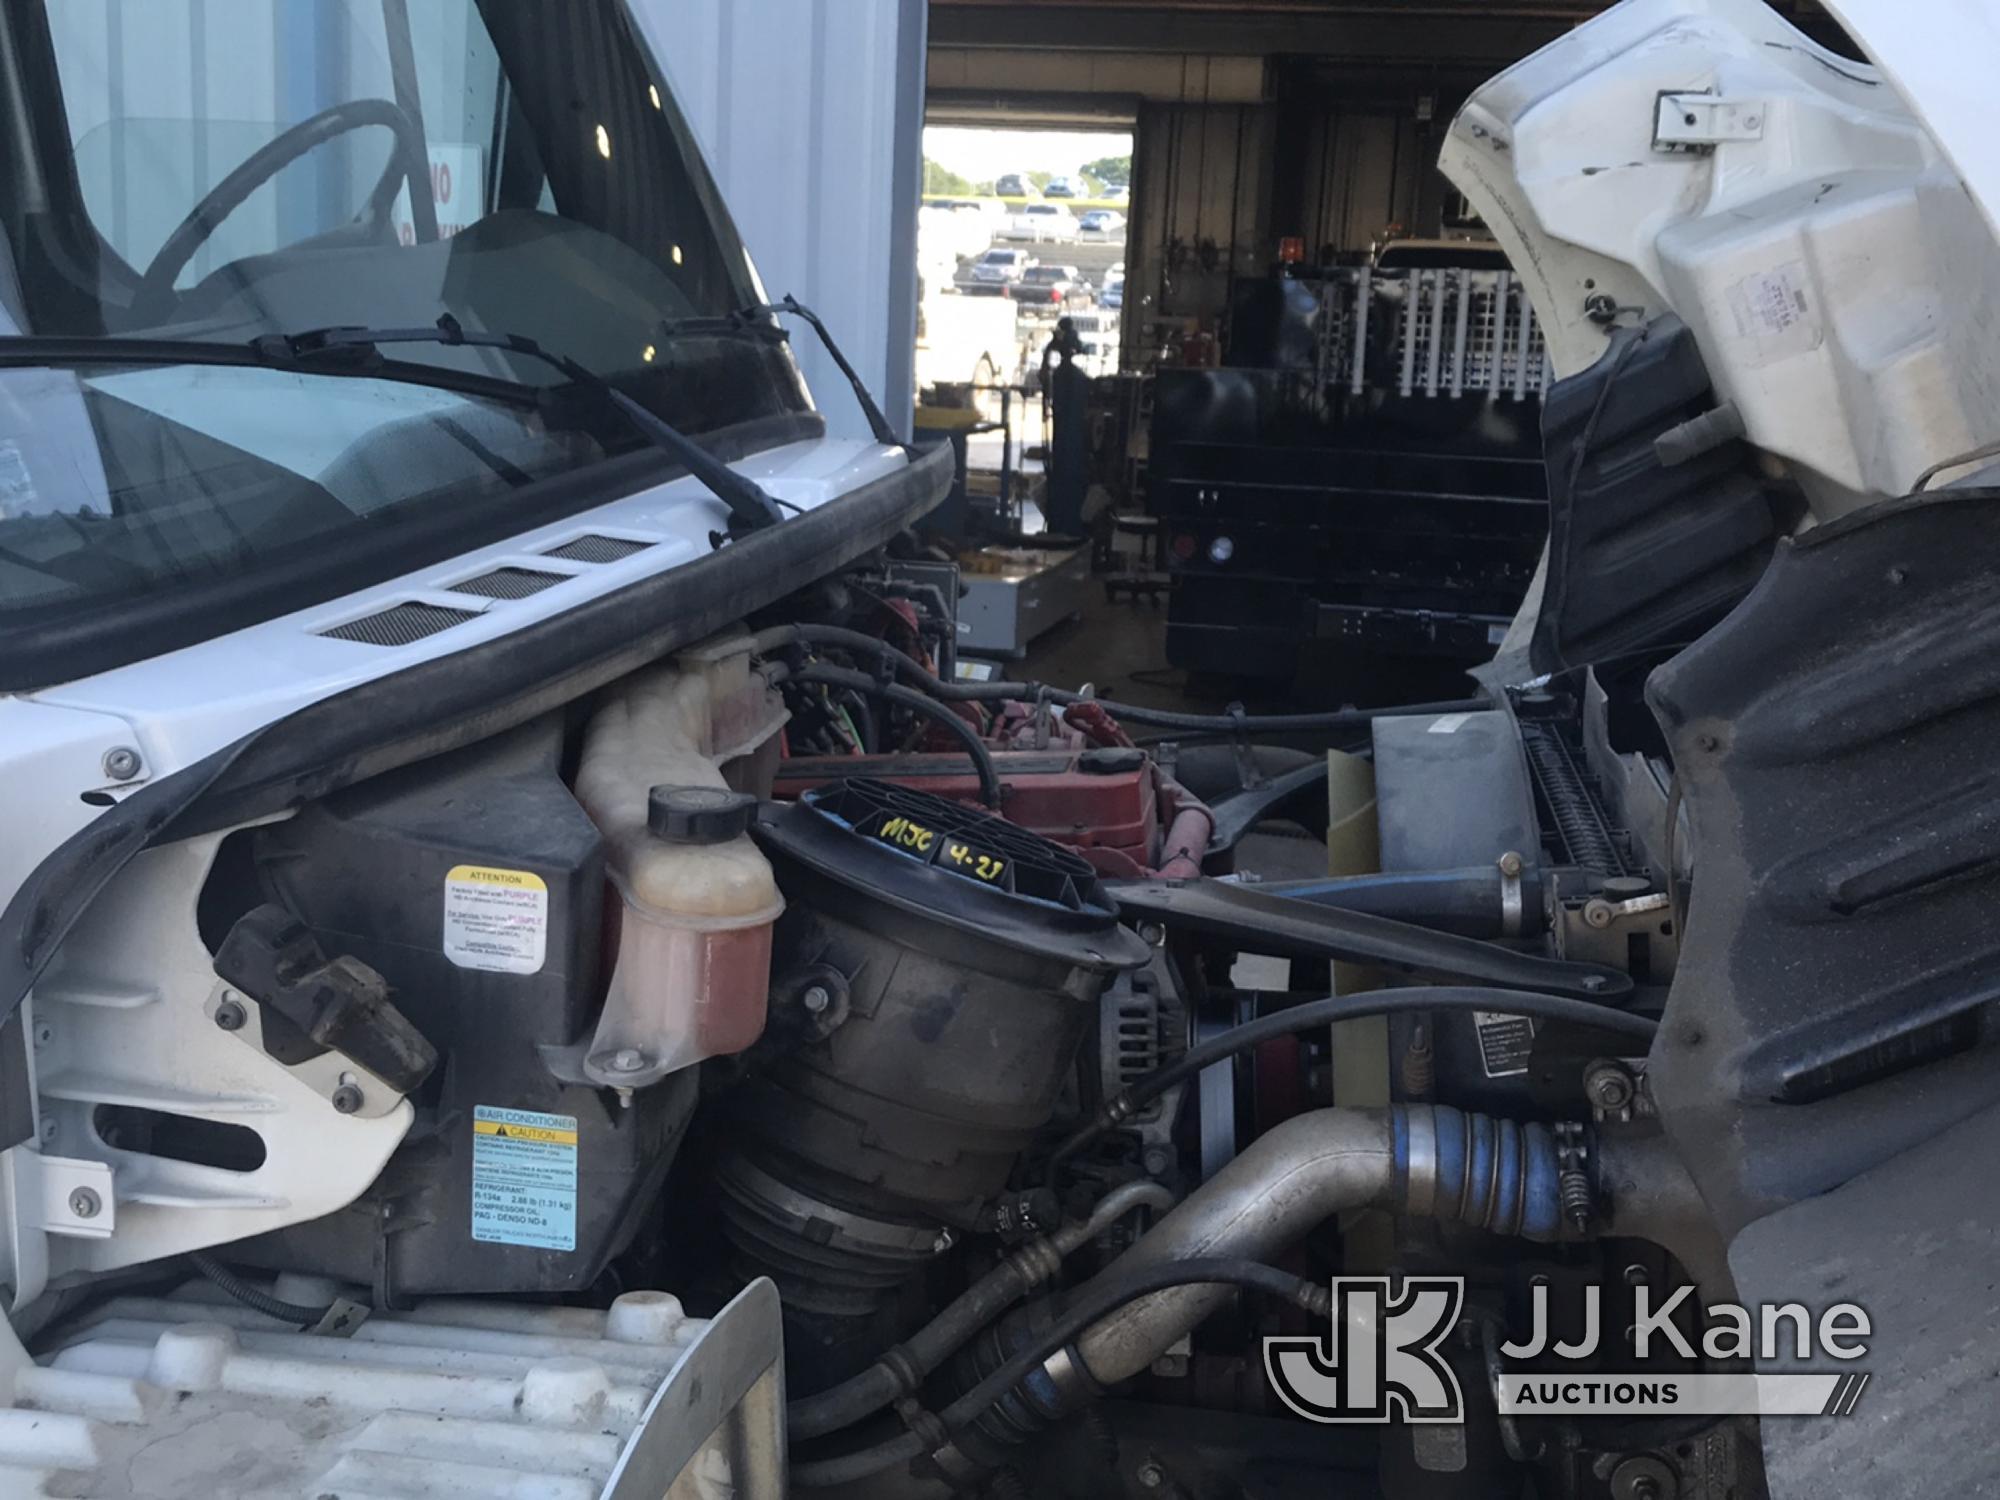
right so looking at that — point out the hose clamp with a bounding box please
[1497,851,1525,939]
[1402,1105,1438,1218]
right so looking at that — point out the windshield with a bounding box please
[0,0,815,687]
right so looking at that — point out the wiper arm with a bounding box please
[658,294,902,449]
[0,319,790,534]
[265,315,789,533]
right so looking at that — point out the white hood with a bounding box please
[1441,0,2000,518]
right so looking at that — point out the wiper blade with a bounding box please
[658,294,901,449]
[264,316,789,533]
[0,319,790,534]
[0,330,544,411]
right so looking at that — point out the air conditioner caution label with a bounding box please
[443,864,547,974]
[471,1106,577,1251]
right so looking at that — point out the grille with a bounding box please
[801,777,1114,915]
[448,567,566,600]
[540,534,653,564]
[320,602,480,647]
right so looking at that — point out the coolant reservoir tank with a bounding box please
[584,784,782,1087]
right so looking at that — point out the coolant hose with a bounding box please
[787,1180,1174,1440]
[791,1257,1327,1490]
[1263,867,1550,938]
[795,1105,1565,1487]
[750,622,1490,733]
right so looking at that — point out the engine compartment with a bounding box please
[2,550,1756,1499]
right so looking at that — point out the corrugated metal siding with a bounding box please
[639,0,926,443]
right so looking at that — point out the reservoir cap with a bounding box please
[649,784,757,845]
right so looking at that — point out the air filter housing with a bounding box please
[716,780,1149,1374]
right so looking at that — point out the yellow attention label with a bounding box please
[443,864,550,975]
[448,865,548,891]
[472,1118,578,1146]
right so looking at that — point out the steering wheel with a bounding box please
[129,98,437,327]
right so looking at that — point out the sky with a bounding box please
[923,125,1133,184]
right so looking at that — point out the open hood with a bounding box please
[1442,0,2000,521]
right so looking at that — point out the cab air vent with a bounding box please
[321,602,479,646]
[541,534,653,563]
[449,566,566,600]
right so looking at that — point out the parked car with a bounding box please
[1043,175,1078,198]
[994,173,1038,199]
[1101,264,1126,309]
[1007,203,1077,242]
[1008,264,1093,307]
[1077,209,1126,240]
[959,246,1034,294]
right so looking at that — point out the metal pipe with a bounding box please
[1072,1104,1562,1386]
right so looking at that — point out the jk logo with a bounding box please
[1265,1276,1466,1423]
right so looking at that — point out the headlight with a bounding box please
[1208,536,1235,565]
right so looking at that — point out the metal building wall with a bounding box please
[1124,102,1277,350]
[641,0,927,442]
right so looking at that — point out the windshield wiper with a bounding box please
[658,294,901,449]
[261,316,789,532]
[0,318,790,533]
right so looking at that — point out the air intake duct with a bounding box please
[717,779,1150,1375]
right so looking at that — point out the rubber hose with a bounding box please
[1046,985,1656,1187]
[785,663,1003,807]
[790,1258,1322,1489]
[750,623,1489,733]
[788,1180,1174,1440]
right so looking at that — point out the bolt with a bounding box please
[801,986,831,1015]
[1580,974,1609,993]
[1584,1060,1636,1111]
[931,1228,956,1254]
[68,1186,101,1219]
[1139,921,1166,947]
[1142,1145,1174,1176]
[331,1084,364,1114]
[1582,898,1616,930]
[1136,1461,1167,1490]
[610,1048,646,1072]
[101,746,142,782]
[1623,1263,1649,1287]
[214,998,247,1032]
[1497,850,1524,879]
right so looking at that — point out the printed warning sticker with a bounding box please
[443,864,547,974]
[1473,1010,1537,1079]
[1727,261,1822,365]
[471,1105,578,1251]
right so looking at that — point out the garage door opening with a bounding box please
[915,123,1132,541]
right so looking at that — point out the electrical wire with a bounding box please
[1045,985,1657,1189]
[188,1252,336,1327]
[750,623,1490,734]
[785,662,1003,807]
[790,1257,1324,1488]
